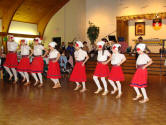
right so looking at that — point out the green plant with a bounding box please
[87,21,99,44]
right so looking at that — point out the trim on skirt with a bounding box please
[94,63,109,77]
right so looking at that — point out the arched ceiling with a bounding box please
[0,0,69,36]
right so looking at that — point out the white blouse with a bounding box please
[21,45,31,55]
[136,53,151,65]
[74,49,87,61]
[111,53,125,65]
[97,50,111,62]
[34,45,44,56]
[49,49,59,59]
[7,42,18,51]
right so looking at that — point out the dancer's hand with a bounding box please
[142,66,146,69]
[102,61,107,65]
[82,62,85,66]
[52,60,57,63]
[117,63,121,66]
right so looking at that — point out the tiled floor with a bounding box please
[0,73,166,125]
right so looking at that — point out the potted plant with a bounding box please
[87,21,100,45]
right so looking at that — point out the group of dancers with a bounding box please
[2,35,152,104]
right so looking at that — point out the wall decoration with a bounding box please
[153,18,162,31]
[135,22,145,36]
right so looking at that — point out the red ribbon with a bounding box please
[21,40,25,43]
[75,43,79,47]
[137,48,141,51]
[98,45,102,48]
[113,46,116,49]
[34,39,39,42]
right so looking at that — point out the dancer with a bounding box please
[108,44,126,99]
[70,41,89,92]
[3,35,18,83]
[93,41,111,96]
[130,43,152,103]
[30,38,47,87]
[47,42,61,88]
[17,39,32,85]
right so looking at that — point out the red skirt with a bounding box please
[94,63,109,77]
[17,57,30,72]
[47,61,61,79]
[108,66,124,81]
[70,62,86,82]
[130,68,148,88]
[3,53,18,68]
[30,57,44,73]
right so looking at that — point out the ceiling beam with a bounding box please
[2,0,24,33]
[0,32,40,38]
[37,0,69,37]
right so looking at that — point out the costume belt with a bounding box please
[49,58,57,61]
[137,64,146,69]
[22,55,29,58]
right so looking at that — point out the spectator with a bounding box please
[59,50,68,72]
[61,42,66,51]
[105,41,111,51]
[89,43,97,58]
[131,37,151,59]
[83,41,89,53]
[66,42,75,56]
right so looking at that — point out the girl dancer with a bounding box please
[30,38,47,87]
[108,44,126,99]
[47,42,61,88]
[17,39,32,85]
[70,41,89,92]
[93,41,111,96]
[3,35,18,83]
[130,43,152,103]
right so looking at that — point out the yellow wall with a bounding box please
[43,0,86,46]
[129,19,166,53]
[0,19,2,32]
[43,0,166,51]
[43,7,65,47]
[9,21,38,35]
[86,0,166,48]
[86,0,118,42]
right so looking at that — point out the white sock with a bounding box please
[19,72,25,79]
[101,77,108,92]
[134,87,141,96]
[11,68,17,80]
[24,72,29,82]
[32,73,38,82]
[51,78,58,84]
[76,82,80,86]
[37,73,43,84]
[4,66,13,77]
[93,76,102,90]
[116,81,122,95]
[82,82,86,89]
[141,88,148,99]
[108,80,117,91]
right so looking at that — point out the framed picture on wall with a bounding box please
[135,22,145,36]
